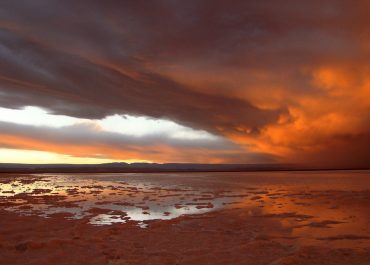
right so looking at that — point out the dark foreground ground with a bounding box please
[0,171,369,265]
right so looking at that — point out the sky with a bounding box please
[0,0,369,167]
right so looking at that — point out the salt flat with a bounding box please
[1,170,369,264]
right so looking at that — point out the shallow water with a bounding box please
[1,170,369,249]
[0,173,236,226]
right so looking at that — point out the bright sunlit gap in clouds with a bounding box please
[0,148,149,164]
[0,106,219,140]
[0,106,224,164]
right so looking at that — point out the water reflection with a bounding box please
[0,170,369,248]
[0,174,237,226]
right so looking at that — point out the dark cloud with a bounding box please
[0,0,285,135]
[298,132,370,168]
[0,0,369,166]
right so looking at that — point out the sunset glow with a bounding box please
[0,1,369,167]
[1,2,370,264]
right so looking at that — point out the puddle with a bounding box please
[89,214,127,225]
[0,174,237,226]
[1,170,370,247]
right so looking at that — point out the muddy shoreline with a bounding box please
[1,171,369,264]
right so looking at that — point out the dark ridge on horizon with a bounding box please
[0,163,368,173]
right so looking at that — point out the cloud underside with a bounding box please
[0,0,369,166]
[0,121,277,163]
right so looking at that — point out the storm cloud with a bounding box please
[0,0,369,166]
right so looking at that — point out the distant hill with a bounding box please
[0,162,303,173]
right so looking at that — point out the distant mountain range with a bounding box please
[0,162,299,173]
[0,162,367,173]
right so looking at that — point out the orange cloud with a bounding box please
[0,1,369,167]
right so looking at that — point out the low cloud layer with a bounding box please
[0,0,369,166]
[0,121,274,163]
